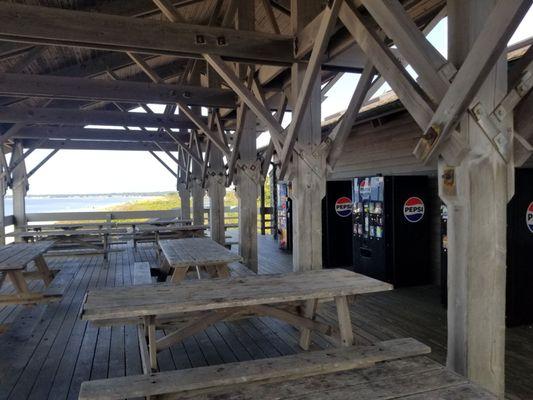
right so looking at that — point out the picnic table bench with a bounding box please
[158,237,242,282]
[81,268,393,372]
[10,228,129,260]
[78,337,496,400]
[0,241,62,305]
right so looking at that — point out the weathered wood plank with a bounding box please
[81,269,393,321]
[0,106,202,129]
[78,338,430,400]
[0,3,294,65]
[0,72,236,108]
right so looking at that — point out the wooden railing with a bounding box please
[1,206,276,244]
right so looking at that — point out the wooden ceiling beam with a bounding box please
[20,139,179,152]
[0,106,203,129]
[0,3,295,65]
[0,72,236,108]
[12,126,179,142]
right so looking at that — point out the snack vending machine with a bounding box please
[352,176,430,287]
[277,182,292,251]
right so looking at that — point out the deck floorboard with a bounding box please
[0,234,531,399]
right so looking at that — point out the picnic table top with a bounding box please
[158,237,239,268]
[0,241,55,271]
[80,268,393,321]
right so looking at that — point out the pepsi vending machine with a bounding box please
[352,176,430,287]
[442,169,533,325]
[322,180,353,269]
[277,182,292,251]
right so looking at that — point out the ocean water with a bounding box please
[3,195,156,215]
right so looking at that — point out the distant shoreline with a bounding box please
[6,192,174,199]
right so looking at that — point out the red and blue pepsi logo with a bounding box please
[527,202,533,233]
[335,197,353,217]
[403,197,425,223]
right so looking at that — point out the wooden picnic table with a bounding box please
[0,241,61,305]
[158,237,241,282]
[81,268,393,372]
[127,224,206,248]
[10,228,128,260]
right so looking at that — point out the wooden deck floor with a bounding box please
[0,234,532,400]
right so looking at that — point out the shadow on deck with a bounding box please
[0,234,531,399]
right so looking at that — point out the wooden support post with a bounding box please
[290,0,325,272]
[442,1,510,397]
[207,149,226,245]
[298,299,318,350]
[235,0,258,273]
[270,166,279,239]
[335,295,354,347]
[11,140,27,240]
[260,183,266,235]
[145,316,158,372]
[177,169,191,221]
[0,171,5,245]
[191,153,205,225]
[206,66,227,246]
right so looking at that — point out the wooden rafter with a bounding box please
[362,0,454,103]
[149,151,178,178]
[26,149,60,179]
[20,139,179,152]
[0,3,295,65]
[413,0,532,162]
[278,0,343,178]
[0,72,236,108]
[127,50,232,160]
[327,62,377,170]
[338,1,435,129]
[0,106,201,129]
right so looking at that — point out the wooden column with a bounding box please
[271,165,278,240]
[206,66,227,245]
[291,0,325,272]
[441,0,510,396]
[191,156,205,225]
[235,0,259,272]
[0,169,6,245]
[177,169,190,221]
[11,140,27,239]
[207,149,226,245]
[260,183,266,235]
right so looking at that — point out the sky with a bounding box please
[16,5,533,195]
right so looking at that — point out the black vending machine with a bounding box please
[277,182,292,251]
[352,176,430,287]
[322,180,353,269]
[507,168,533,326]
[442,169,533,326]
